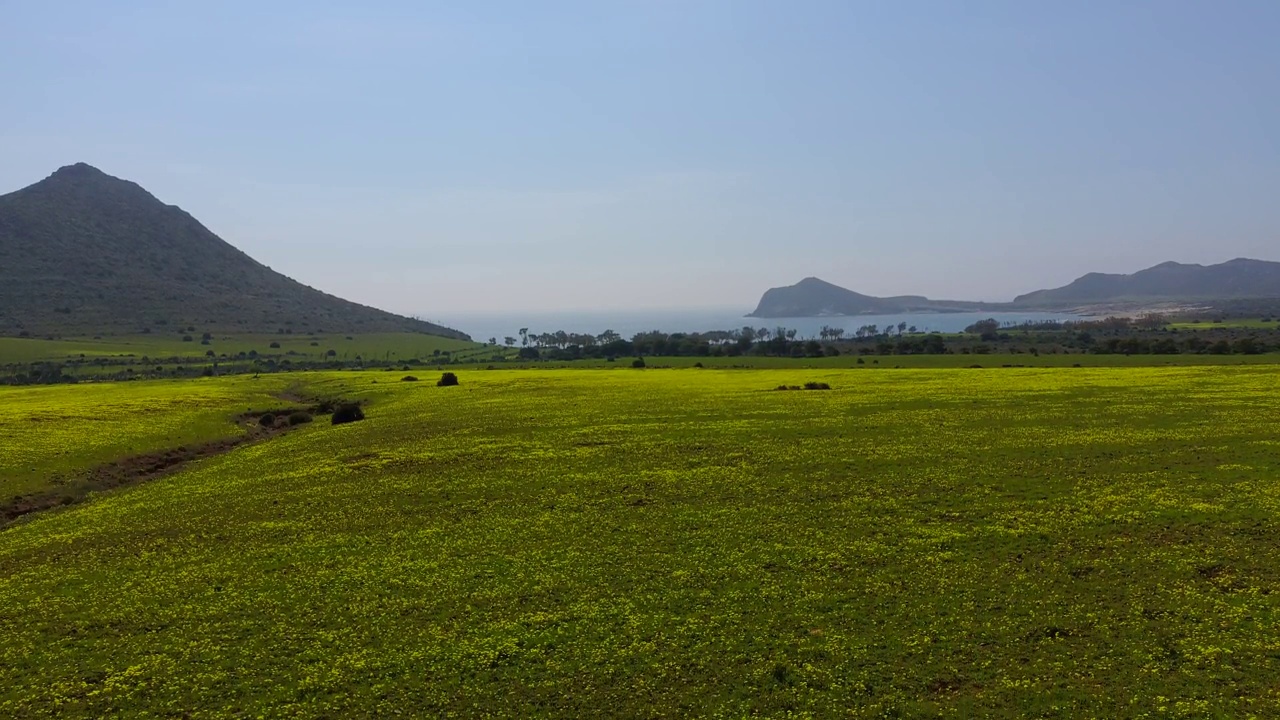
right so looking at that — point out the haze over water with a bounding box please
[433,309,1084,344]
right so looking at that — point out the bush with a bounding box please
[269,341,281,349]
[632,357,646,369]
[803,382,831,391]
[331,403,365,425]
[437,372,459,387]
[287,411,313,426]
[259,413,276,427]
[182,335,193,342]
[693,362,704,368]
[402,376,419,382]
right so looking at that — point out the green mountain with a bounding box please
[1014,259,1280,306]
[0,164,468,339]
[748,277,993,318]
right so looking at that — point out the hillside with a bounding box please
[0,164,468,339]
[748,277,991,317]
[1015,259,1280,307]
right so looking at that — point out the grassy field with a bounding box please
[1168,318,1277,330]
[0,332,493,365]
[513,352,1280,370]
[3,366,1280,716]
[0,376,302,507]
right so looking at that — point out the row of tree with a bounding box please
[487,324,932,351]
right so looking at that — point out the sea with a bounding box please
[428,308,1085,343]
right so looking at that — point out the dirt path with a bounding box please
[1,397,343,529]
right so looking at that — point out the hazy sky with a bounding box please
[3,1,1278,315]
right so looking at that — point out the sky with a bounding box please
[2,1,1279,316]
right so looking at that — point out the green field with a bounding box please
[1168,318,1277,330]
[0,376,306,509]
[523,352,1280,369]
[3,366,1280,716]
[0,332,493,365]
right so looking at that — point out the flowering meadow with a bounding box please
[0,376,295,506]
[2,366,1279,717]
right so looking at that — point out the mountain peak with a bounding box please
[0,166,469,339]
[42,163,120,187]
[51,162,106,177]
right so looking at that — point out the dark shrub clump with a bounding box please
[331,403,365,425]
[259,413,276,427]
[803,382,831,391]
[402,376,419,382]
[437,372,459,387]
[288,412,313,426]
[631,357,646,369]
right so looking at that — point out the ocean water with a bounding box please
[429,308,1085,343]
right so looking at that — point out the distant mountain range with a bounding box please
[0,164,468,339]
[1012,258,1280,306]
[750,259,1280,318]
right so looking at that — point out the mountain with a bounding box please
[1014,259,1280,306]
[0,164,468,339]
[748,277,992,318]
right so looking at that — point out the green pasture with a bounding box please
[0,332,494,365]
[2,366,1280,716]
[0,376,301,505]
[1168,318,1277,330]
[499,351,1280,369]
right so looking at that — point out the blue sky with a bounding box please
[3,1,1278,314]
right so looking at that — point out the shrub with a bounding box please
[693,362,704,368]
[269,341,281,349]
[803,382,831,390]
[632,357,646,369]
[331,403,365,425]
[437,372,459,387]
[182,335,193,342]
[259,413,276,427]
[287,411,313,426]
[402,376,419,382]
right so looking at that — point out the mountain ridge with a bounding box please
[0,164,469,339]
[1013,258,1280,306]
[752,258,1280,317]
